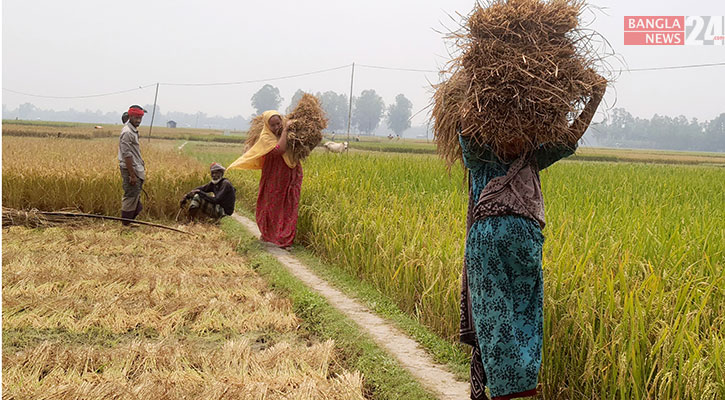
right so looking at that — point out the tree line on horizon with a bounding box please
[589,108,725,152]
[3,86,723,152]
[2,85,414,136]
[251,84,412,137]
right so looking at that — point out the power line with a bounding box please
[2,84,157,99]
[357,61,725,73]
[4,61,722,100]
[160,64,352,86]
[359,61,725,73]
[625,61,725,72]
[1,65,352,98]
[357,64,439,73]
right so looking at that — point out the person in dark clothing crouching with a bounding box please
[180,162,236,220]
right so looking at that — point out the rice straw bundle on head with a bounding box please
[433,0,610,165]
[285,93,328,163]
[432,70,469,165]
[244,115,265,152]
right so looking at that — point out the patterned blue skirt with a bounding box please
[465,214,544,397]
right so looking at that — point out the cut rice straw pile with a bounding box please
[2,225,365,399]
[2,207,76,228]
[244,114,265,152]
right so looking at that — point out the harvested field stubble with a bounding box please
[2,225,365,399]
[2,226,297,335]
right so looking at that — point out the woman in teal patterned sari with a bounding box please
[461,83,605,400]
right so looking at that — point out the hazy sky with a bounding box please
[2,0,724,125]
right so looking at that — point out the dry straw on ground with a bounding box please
[2,225,297,335]
[2,207,75,228]
[3,339,365,400]
[2,225,365,399]
[433,0,610,163]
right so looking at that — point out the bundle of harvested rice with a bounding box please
[2,207,191,233]
[286,93,328,163]
[432,70,469,165]
[244,114,265,152]
[244,94,327,163]
[2,207,74,228]
[433,0,609,164]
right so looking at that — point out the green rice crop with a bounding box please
[198,143,724,399]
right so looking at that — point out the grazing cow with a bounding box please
[323,141,348,153]
[94,126,103,129]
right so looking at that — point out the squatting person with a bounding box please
[180,162,236,220]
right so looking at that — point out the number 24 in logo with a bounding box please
[685,16,725,45]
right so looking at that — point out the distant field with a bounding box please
[4,120,724,165]
[571,146,725,165]
[1,120,246,143]
[344,136,725,165]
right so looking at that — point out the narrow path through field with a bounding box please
[231,214,470,400]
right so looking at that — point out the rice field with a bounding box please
[193,144,725,399]
[2,224,365,399]
[2,136,208,219]
[3,132,724,398]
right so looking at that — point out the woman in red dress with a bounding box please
[227,110,302,247]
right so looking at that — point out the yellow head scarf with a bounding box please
[227,110,296,170]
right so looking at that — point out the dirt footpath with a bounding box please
[232,214,470,400]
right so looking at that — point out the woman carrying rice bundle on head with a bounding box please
[457,78,604,399]
[227,110,301,248]
[433,0,611,398]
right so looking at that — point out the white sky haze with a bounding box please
[2,0,724,124]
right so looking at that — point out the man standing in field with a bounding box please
[118,105,146,225]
